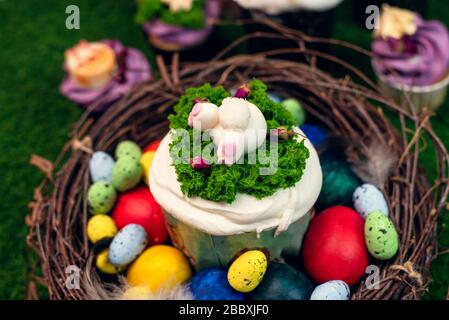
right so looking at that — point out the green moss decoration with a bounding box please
[136,0,206,29]
[168,79,310,203]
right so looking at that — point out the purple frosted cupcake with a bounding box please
[136,0,221,51]
[372,5,449,111]
[60,39,152,113]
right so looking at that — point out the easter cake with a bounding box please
[149,80,323,270]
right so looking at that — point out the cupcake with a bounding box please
[136,0,221,52]
[232,0,343,57]
[372,5,449,111]
[149,80,322,270]
[60,40,152,113]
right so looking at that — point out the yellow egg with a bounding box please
[96,250,126,275]
[121,286,152,300]
[87,214,117,243]
[140,151,155,185]
[127,245,192,292]
[227,250,268,293]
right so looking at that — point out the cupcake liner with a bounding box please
[373,63,449,112]
[164,210,310,271]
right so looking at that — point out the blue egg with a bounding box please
[109,224,147,266]
[300,124,329,148]
[267,92,282,103]
[89,151,115,183]
[353,184,389,220]
[310,280,350,300]
[189,268,244,300]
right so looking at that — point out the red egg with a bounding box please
[112,186,168,245]
[302,206,369,286]
[144,140,161,153]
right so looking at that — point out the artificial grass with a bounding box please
[0,0,447,299]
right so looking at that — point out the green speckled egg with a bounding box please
[87,181,117,214]
[112,156,143,192]
[365,211,399,260]
[115,141,142,160]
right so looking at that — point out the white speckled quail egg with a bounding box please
[89,151,115,183]
[109,224,148,266]
[310,280,350,300]
[353,183,388,220]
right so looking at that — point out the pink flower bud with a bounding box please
[191,156,211,170]
[234,84,250,99]
[193,98,209,104]
[272,126,292,141]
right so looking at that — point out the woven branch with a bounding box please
[25,18,449,300]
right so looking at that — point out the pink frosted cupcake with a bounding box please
[372,5,449,111]
[60,39,152,113]
[136,0,220,51]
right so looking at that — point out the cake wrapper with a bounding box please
[164,210,310,271]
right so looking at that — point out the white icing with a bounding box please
[233,0,343,15]
[149,128,323,236]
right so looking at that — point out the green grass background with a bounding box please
[0,0,447,299]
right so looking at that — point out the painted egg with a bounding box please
[144,140,161,153]
[365,211,399,260]
[121,286,152,300]
[282,98,306,126]
[190,268,244,300]
[248,262,314,300]
[112,155,143,192]
[87,181,117,214]
[112,186,168,245]
[300,123,329,148]
[109,224,148,266]
[96,250,126,274]
[127,245,192,292]
[89,151,115,183]
[87,214,117,243]
[115,140,142,160]
[227,250,268,293]
[310,280,351,300]
[140,151,155,185]
[303,206,369,286]
[267,92,282,103]
[353,184,389,220]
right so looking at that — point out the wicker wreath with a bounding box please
[26,19,449,300]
